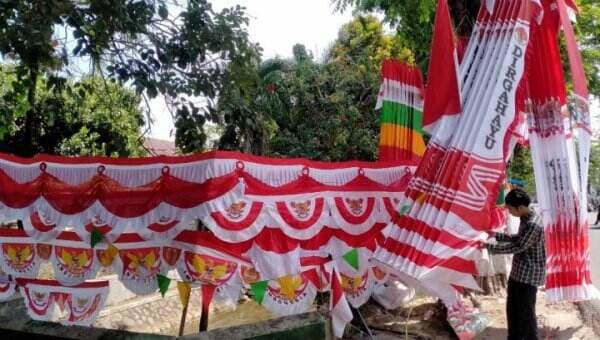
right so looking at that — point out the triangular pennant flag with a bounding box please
[90,228,104,248]
[250,280,268,305]
[496,185,505,205]
[106,243,118,258]
[157,274,171,297]
[399,205,411,216]
[98,243,119,267]
[415,192,427,205]
[342,249,359,271]
[177,281,191,306]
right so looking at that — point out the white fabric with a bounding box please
[372,278,415,310]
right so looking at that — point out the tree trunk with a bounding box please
[23,67,39,157]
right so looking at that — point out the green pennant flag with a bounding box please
[250,280,268,305]
[343,248,359,271]
[496,185,505,205]
[90,228,104,248]
[157,274,171,297]
[399,205,411,216]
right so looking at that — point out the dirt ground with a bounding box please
[351,291,598,340]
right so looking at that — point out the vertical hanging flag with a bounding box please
[376,60,427,164]
[422,0,462,140]
[342,249,359,271]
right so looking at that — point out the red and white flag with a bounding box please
[329,265,353,338]
[422,0,462,140]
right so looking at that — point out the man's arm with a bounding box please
[487,225,542,254]
[494,232,519,243]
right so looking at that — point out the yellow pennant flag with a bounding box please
[99,243,119,267]
[177,281,192,306]
[107,243,119,257]
[415,192,427,205]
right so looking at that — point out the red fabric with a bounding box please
[557,0,588,99]
[380,59,425,96]
[0,150,409,169]
[405,146,504,231]
[456,36,470,64]
[422,0,461,129]
[0,170,239,215]
[378,146,423,166]
[382,237,477,275]
[201,284,216,311]
[210,202,264,231]
[393,215,479,251]
[243,171,403,196]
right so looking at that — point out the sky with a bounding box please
[147,0,353,141]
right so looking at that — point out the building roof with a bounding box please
[143,137,177,156]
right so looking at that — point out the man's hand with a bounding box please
[476,241,487,250]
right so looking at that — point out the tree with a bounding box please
[332,0,479,73]
[0,67,146,157]
[213,16,413,161]
[508,144,536,197]
[589,140,600,193]
[0,0,256,156]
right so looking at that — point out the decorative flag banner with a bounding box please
[376,60,427,164]
[524,0,598,303]
[337,258,375,308]
[261,273,318,317]
[0,1,596,330]
[0,271,15,301]
[16,278,109,326]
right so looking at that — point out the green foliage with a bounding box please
[572,0,600,96]
[589,140,600,192]
[508,144,536,197]
[0,0,256,156]
[211,16,413,161]
[0,67,145,157]
[332,0,479,72]
[333,0,600,97]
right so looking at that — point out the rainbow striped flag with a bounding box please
[376,60,427,165]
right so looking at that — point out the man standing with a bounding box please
[486,188,546,340]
